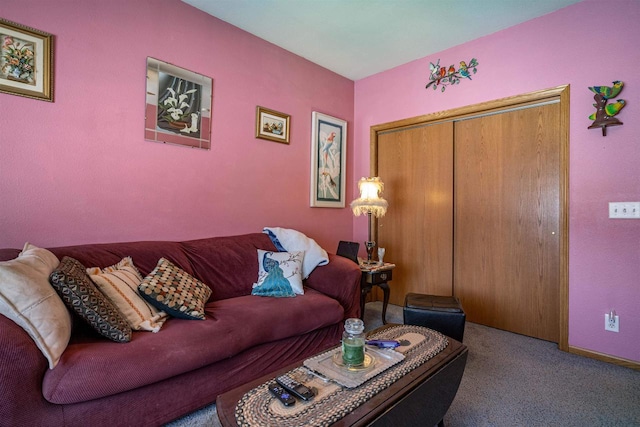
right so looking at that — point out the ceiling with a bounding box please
[182,0,582,80]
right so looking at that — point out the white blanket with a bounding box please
[263,227,329,279]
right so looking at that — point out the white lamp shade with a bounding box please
[350,177,388,217]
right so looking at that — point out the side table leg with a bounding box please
[360,286,370,320]
[379,282,390,324]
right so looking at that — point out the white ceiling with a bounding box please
[182,0,582,81]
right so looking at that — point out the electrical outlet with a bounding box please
[605,313,619,332]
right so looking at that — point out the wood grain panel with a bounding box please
[453,104,560,342]
[377,122,454,306]
[371,86,568,135]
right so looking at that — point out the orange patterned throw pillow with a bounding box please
[138,258,212,320]
[87,257,167,332]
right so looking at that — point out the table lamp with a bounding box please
[350,177,388,264]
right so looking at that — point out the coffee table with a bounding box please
[216,324,468,426]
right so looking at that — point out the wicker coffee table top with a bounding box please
[232,324,448,427]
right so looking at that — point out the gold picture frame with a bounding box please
[0,18,53,102]
[256,106,290,144]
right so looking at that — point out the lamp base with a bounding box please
[364,240,376,264]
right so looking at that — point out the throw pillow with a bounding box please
[251,250,304,297]
[49,257,131,343]
[0,243,71,369]
[138,258,211,320]
[87,257,167,332]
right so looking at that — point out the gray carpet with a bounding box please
[168,302,640,427]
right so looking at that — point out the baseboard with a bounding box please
[568,345,640,371]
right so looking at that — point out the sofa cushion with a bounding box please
[251,250,304,297]
[48,240,193,278]
[178,233,278,301]
[42,288,344,404]
[87,257,167,332]
[139,257,211,320]
[0,243,71,369]
[49,257,131,343]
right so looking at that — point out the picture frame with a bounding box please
[145,57,212,150]
[255,106,290,144]
[310,111,347,208]
[0,18,53,102]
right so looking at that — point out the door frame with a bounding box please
[369,85,570,351]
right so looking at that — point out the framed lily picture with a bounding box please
[310,111,347,208]
[256,106,290,144]
[0,18,53,102]
[145,57,212,150]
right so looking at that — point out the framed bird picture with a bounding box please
[310,111,347,208]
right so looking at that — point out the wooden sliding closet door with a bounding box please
[454,104,561,342]
[377,122,454,306]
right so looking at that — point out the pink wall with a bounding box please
[354,0,640,362]
[0,0,355,252]
[2,0,637,364]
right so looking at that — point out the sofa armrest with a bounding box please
[304,253,362,319]
[0,314,63,423]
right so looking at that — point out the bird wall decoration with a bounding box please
[588,81,626,136]
[589,81,623,100]
[588,99,626,121]
[426,58,478,92]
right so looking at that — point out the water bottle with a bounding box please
[342,318,365,367]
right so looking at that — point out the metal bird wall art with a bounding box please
[588,81,626,136]
[426,58,478,92]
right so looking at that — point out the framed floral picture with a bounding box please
[0,18,53,102]
[310,111,347,208]
[145,57,212,150]
[255,106,290,144]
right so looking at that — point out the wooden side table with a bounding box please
[360,262,395,324]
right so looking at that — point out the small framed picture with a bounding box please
[145,57,213,150]
[0,18,54,102]
[310,111,347,208]
[256,106,290,144]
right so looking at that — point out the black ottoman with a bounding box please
[403,293,466,342]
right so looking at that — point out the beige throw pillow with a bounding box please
[87,257,167,332]
[0,243,72,369]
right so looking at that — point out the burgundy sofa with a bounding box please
[0,233,362,426]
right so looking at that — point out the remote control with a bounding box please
[275,374,315,401]
[268,382,296,406]
[366,339,400,349]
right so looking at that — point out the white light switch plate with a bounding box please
[609,202,640,219]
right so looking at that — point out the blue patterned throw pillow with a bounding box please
[251,250,304,297]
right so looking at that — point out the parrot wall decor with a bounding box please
[587,81,626,136]
[425,58,478,92]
